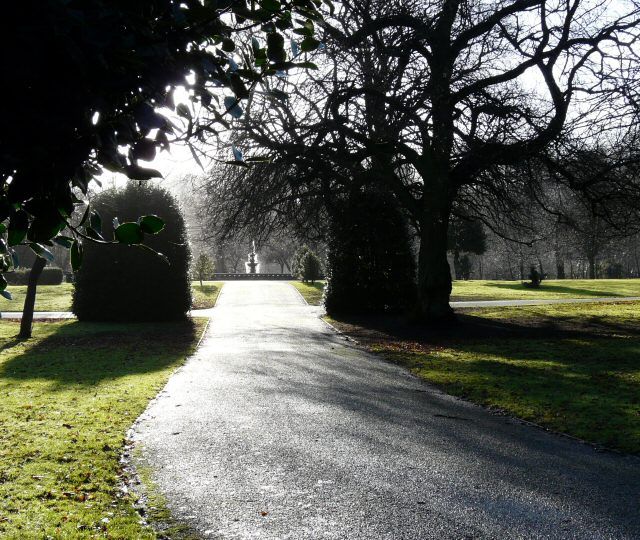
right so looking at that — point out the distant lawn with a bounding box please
[290,280,325,305]
[191,281,224,309]
[0,283,74,312]
[0,282,224,312]
[329,302,640,454]
[451,278,640,301]
[0,318,207,538]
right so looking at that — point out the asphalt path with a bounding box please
[131,281,640,539]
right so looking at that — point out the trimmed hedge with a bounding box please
[6,267,64,285]
[72,184,191,321]
[325,187,416,315]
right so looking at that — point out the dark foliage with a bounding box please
[0,0,322,287]
[324,188,415,316]
[292,245,312,279]
[6,267,63,286]
[449,216,486,280]
[301,250,322,283]
[73,184,191,321]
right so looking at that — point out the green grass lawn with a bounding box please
[0,282,224,312]
[191,281,224,310]
[451,278,640,300]
[0,284,74,312]
[0,318,207,538]
[331,302,640,454]
[3,278,640,312]
[290,280,325,305]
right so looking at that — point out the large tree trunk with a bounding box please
[416,206,454,321]
[19,256,46,339]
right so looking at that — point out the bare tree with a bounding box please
[205,0,640,319]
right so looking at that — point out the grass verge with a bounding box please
[328,302,640,454]
[451,278,640,301]
[191,281,224,309]
[0,282,224,312]
[0,318,207,538]
[289,280,325,305]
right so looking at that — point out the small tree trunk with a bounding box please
[588,255,596,279]
[556,253,565,279]
[416,208,454,321]
[19,256,46,339]
[452,250,461,280]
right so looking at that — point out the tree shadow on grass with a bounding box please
[0,320,198,389]
[330,308,640,345]
[490,282,624,297]
[329,312,640,453]
[390,337,640,453]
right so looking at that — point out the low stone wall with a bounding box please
[212,273,294,280]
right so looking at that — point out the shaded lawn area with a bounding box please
[328,302,640,454]
[0,282,224,312]
[191,281,224,309]
[451,278,640,301]
[0,318,207,538]
[290,280,325,305]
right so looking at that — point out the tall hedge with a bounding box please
[324,187,416,316]
[73,184,191,321]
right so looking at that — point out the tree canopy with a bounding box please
[206,0,640,319]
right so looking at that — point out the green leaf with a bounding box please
[89,211,102,236]
[131,139,157,162]
[78,204,91,227]
[267,32,286,63]
[29,243,55,262]
[176,103,192,119]
[223,96,244,119]
[115,222,144,245]
[137,244,170,265]
[85,227,104,241]
[123,165,163,180]
[232,145,243,162]
[221,37,235,52]
[260,0,281,12]
[70,241,83,271]
[301,37,320,52]
[295,61,318,70]
[0,223,7,234]
[139,215,165,235]
[53,235,74,248]
[8,210,29,247]
[27,210,66,243]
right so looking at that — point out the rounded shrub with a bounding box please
[6,266,64,285]
[324,187,416,316]
[301,249,323,283]
[73,183,191,321]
